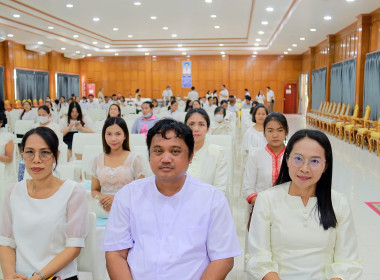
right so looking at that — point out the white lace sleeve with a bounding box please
[0,185,16,248]
[65,183,89,247]
[90,153,101,179]
[132,153,146,179]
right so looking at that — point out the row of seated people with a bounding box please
[306,101,380,155]
[0,113,363,279]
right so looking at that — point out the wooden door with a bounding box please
[283,83,297,114]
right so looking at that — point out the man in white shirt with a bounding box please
[102,119,241,280]
[86,94,100,109]
[266,86,275,113]
[162,85,173,105]
[204,96,217,113]
[98,88,104,99]
[221,100,235,121]
[244,88,250,97]
[227,96,239,119]
[187,86,199,101]
[101,96,112,111]
[134,94,144,113]
[241,95,252,109]
[219,84,229,101]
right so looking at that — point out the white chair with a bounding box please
[129,134,146,149]
[14,120,35,137]
[131,145,152,176]
[55,164,81,181]
[77,212,97,280]
[58,142,68,165]
[9,109,23,131]
[0,162,6,204]
[71,133,102,161]
[81,145,103,181]
[126,106,137,114]
[84,109,107,122]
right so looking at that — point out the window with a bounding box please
[15,69,49,101]
[56,73,80,99]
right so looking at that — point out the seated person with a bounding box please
[210,106,233,136]
[131,102,160,137]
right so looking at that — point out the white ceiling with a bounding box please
[0,0,379,57]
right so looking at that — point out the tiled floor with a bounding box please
[227,114,380,279]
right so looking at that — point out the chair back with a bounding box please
[72,133,102,157]
[131,145,152,176]
[329,103,336,114]
[363,105,371,120]
[334,103,341,115]
[14,120,35,136]
[339,104,346,115]
[129,134,147,149]
[344,104,351,116]
[82,145,103,180]
[0,162,6,203]
[318,101,323,111]
[352,104,359,118]
[77,212,98,279]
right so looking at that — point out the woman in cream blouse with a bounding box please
[185,108,228,197]
[246,129,362,280]
[242,104,268,155]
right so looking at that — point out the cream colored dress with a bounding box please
[0,127,17,198]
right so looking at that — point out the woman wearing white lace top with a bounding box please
[91,117,145,213]
[0,112,16,199]
[242,104,268,155]
[20,100,37,121]
[246,129,362,280]
[185,109,228,196]
[210,106,233,136]
[0,127,88,280]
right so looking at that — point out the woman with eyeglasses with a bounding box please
[246,129,362,280]
[0,127,88,280]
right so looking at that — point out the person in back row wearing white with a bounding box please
[220,100,236,122]
[185,108,229,197]
[256,89,265,105]
[187,86,199,101]
[132,102,160,137]
[85,94,100,109]
[0,127,88,280]
[165,100,182,121]
[219,84,229,101]
[162,85,173,105]
[242,104,268,155]
[204,96,217,112]
[227,95,239,119]
[210,106,233,136]
[241,95,252,110]
[266,86,275,113]
[20,100,37,121]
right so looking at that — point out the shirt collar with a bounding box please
[140,114,156,121]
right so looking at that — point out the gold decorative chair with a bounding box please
[343,105,371,144]
[369,129,380,156]
[312,102,331,127]
[307,101,323,125]
[323,103,345,134]
[358,113,380,149]
[316,102,337,130]
[335,104,357,139]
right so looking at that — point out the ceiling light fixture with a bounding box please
[128,35,133,38]
[137,45,142,47]
[66,4,73,8]
[145,52,150,55]
[150,16,157,20]
[152,55,157,58]
[104,45,110,48]
[310,28,317,32]
[266,7,274,12]
[210,15,217,18]
[87,54,92,57]
[37,41,43,45]
[182,52,187,55]
[253,51,258,54]
[219,44,224,46]
[288,48,292,51]
[163,26,169,30]
[300,37,305,40]
[75,51,80,54]
[7,34,14,37]
[346,0,355,2]
[48,26,54,30]
[254,43,259,46]
[205,0,212,3]
[214,25,220,29]
[93,41,98,45]
[171,34,178,37]
[324,15,332,21]
[292,44,297,47]
[261,21,268,25]
[252,55,256,58]
[177,44,183,47]
[61,47,66,51]
[73,34,79,38]
[258,31,264,35]
[220,51,225,55]
[115,53,119,56]
[134,2,142,5]
[113,27,119,31]
[256,38,261,42]
[284,51,288,54]
[93,17,100,21]
[13,14,21,18]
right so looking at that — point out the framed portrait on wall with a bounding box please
[182,61,191,74]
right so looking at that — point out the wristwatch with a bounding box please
[32,271,46,280]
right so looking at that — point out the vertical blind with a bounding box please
[330,59,356,114]
[0,67,4,101]
[56,73,80,99]
[15,69,49,101]
[311,67,327,110]
[363,51,380,121]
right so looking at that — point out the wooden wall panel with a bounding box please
[370,11,380,52]
[0,42,4,66]
[12,43,48,70]
[56,53,80,74]
[315,40,329,69]
[334,23,358,62]
[302,51,311,73]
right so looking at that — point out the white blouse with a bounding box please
[210,120,233,136]
[21,110,36,121]
[187,141,228,196]
[59,115,95,132]
[0,180,89,279]
[246,182,363,280]
[0,128,17,189]
[242,126,267,155]
[242,146,284,201]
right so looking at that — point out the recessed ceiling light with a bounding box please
[177,44,183,47]
[171,34,178,37]
[182,52,187,55]
[252,55,256,58]
[152,55,157,58]
[93,17,100,22]
[13,14,21,18]
[253,51,258,54]
[256,38,261,42]
[145,52,150,55]
[150,16,157,20]
[134,2,142,5]
[210,15,217,18]
[87,54,92,57]
[48,26,54,30]
[288,48,292,51]
[113,27,119,31]
[266,7,274,12]
[66,3,73,8]
[61,47,66,51]
[115,53,119,56]
[310,28,317,32]
[93,41,98,45]
[73,34,79,38]
[219,44,224,46]
[324,15,332,21]
[300,37,306,40]
[104,45,110,48]
[346,0,355,2]
[214,25,220,29]
[128,35,133,38]
[163,26,169,30]
[137,45,142,47]
[220,51,225,55]
[37,41,43,45]
[292,44,297,47]
[205,0,212,3]
[75,51,81,54]
[284,51,288,54]
[258,31,264,35]
[261,21,269,25]
[7,34,14,38]
[254,43,259,46]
